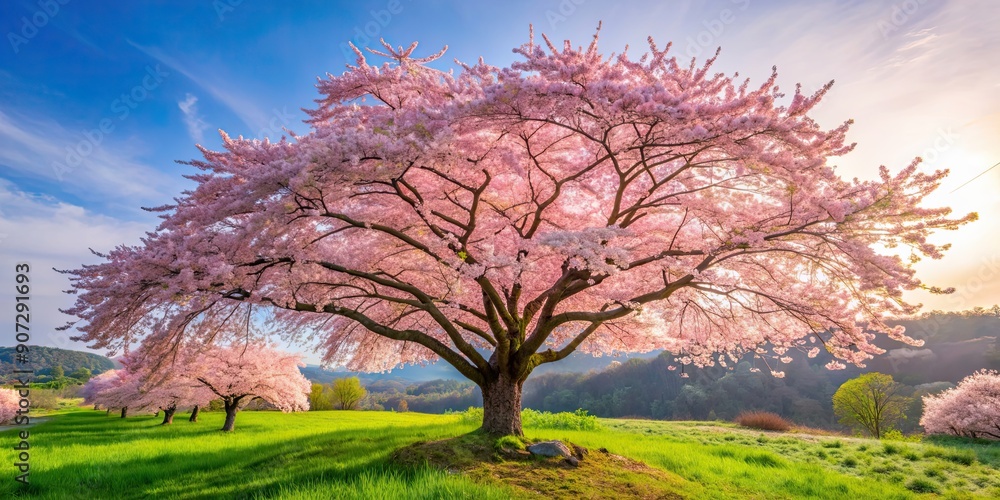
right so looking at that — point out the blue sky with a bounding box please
[2,0,998,364]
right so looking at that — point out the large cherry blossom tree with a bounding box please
[62,27,974,435]
[921,370,1000,439]
[189,344,310,431]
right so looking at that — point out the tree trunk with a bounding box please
[221,398,240,432]
[120,406,128,418]
[189,405,200,422]
[480,374,524,436]
[161,406,176,425]
[106,408,111,415]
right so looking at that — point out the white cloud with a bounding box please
[0,180,152,355]
[0,107,183,211]
[128,40,275,136]
[178,93,209,144]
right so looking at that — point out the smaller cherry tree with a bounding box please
[80,366,143,418]
[191,344,311,431]
[0,388,20,424]
[921,370,1000,439]
[134,367,216,425]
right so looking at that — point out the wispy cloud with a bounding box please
[178,93,209,144]
[127,40,273,136]
[0,107,181,213]
[0,180,151,354]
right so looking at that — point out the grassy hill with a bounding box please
[2,408,997,498]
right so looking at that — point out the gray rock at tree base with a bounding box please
[527,440,573,458]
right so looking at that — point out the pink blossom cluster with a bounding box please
[61,27,973,388]
[79,343,310,415]
[0,388,20,424]
[921,370,1000,439]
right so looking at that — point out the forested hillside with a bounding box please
[520,309,1000,431]
[347,309,1000,432]
[0,345,116,382]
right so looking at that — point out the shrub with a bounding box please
[454,406,484,425]
[882,429,921,442]
[842,456,858,468]
[452,407,601,431]
[521,408,601,431]
[29,389,60,410]
[821,440,843,448]
[735,411,792,431]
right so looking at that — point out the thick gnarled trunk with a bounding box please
[480,375,524,436]
[221,397,241,432]
[161,406,176,425]
[189,405,200,422]
[120,406,128,418]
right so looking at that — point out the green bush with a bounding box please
[453,407,484,425]
[451,407,600,430]
[29,389,60,410]
[881,429,921,443]
[521,408,601,430]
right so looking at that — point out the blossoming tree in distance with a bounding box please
[62,26,974,436]
[189,344,311,431]
[133,356,217,425]
[0,389,19,424]
[80,362,144,418]
[921,370,1000,439]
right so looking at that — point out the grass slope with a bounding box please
[1,408,998,499]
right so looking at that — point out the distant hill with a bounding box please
[0,346,116,380]
[520,310,1000,430]
[302,349,660,384]
[300,361,460,384]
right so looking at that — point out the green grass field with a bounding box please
[2,407,998,499]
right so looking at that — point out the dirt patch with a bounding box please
[392,434,686,499]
